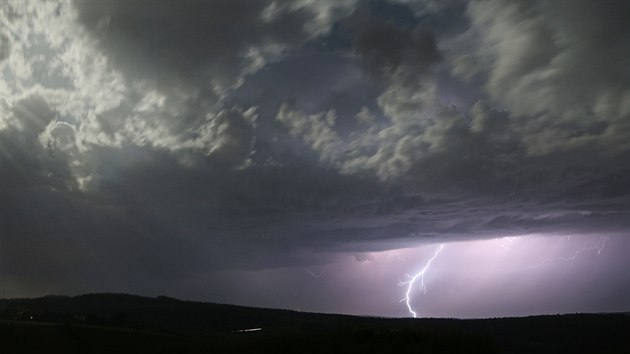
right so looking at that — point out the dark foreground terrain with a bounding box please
[1,294,628,353]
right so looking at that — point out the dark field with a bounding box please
[1,294,628,353]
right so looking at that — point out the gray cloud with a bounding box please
[0,0,357,183]
[353,18,440,81]
[387,0,463,17]
[275,14,445,180]
[274,1,630,248]
[276,101,341,164]
[448,0,630,154]
[74,0,355,95]
[0,31,9,62]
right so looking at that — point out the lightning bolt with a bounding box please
[395,235,608,318]
[304,267,327,278]
[387,250,407,262]
[399,244,444,318]
[527,236,609,269]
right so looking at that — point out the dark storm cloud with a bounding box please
[74,0,351,93]
[353,16,440,81]
[274,0,630,241]
[65,0,356,165]
[0,0,628,298]
[0,132,388,294]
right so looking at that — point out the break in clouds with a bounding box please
[0,0,629,299]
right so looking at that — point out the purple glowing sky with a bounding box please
[164,234,630,318]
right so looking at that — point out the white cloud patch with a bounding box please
[0,0,357,190]
[276,103,341,164]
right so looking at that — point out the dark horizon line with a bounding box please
[3,292,629,321]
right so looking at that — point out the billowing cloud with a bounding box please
[276,14,445,180]
[0,0,356,183]
[276,101,341,163]
[448,0,630,154]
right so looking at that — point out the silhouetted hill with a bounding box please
[0,293,335,331]
[1,293,629,353]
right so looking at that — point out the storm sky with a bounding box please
[1,0,629,317]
